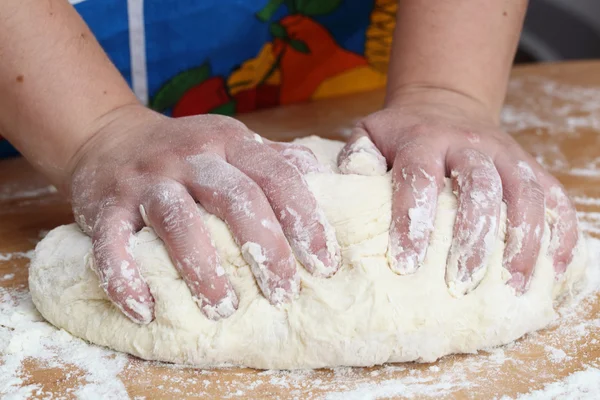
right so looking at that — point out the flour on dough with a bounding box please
[29,136,588,370]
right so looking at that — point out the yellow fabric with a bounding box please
[227,43,281,96]
[312,66,387,100]
[366,0,397,74]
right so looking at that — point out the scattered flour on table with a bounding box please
[0,184,60,215]
[512,367,600,400]
[0,185,57,202]
[501,77,600,134]
[501,77,600,178]
[0,288,128,399]
[574,197,600,207]
[0,251,34,262]
[544,345,569,364]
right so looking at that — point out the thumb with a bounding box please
[337,128,387,176]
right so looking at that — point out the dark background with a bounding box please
[516,0,600,63]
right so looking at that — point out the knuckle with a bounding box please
[395,144,428,165]
[394,161,436,180]
[148,182,188,208]
[226,125,251,139]
[208,114,248,134]
[525,181,546,209]
[244,184,267,203]
[160,204,191,235]
[396,138,426,156]
[273,159,304,183]
[258,156,305,190]
[159,204,188,234]
[228,182,265,211]
[93,207,133,238]
[451,148,502,192]
[546,184,577,219]
[457,148,494,167]
[453,166,502,210]
[470,166,501,192]
[510,176,545,209]
[500,159,547,219]
[408,123,434,138]
[396,141,440,165]
[392,164,439,197]
[144,182,195,235]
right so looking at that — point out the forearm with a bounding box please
[0,0,138,188]
[386,0,527,122]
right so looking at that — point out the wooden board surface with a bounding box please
[1,61,600,399]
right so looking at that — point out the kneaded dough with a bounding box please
[29,137,587,370]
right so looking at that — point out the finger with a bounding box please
[543,179,578,275]
[185,153,299,305]
[91,205,154,324]
[337,127,387,176]
[227,137,341,278]
[495,157,545,294]
[446,148,502,296]
[387,141,444,274]
[262,136,328,174]
[141,181,238,320]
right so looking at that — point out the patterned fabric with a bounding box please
[0,0,397,157]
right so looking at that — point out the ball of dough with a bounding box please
[29,137,587,369]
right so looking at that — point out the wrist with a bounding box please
[384,84,500,126]
[63,103,162,195]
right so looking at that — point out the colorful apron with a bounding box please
[0,0,396,157]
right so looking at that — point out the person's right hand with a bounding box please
[336,90,578,296]
[67,105,340,324]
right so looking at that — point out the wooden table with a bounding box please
[2,61,600,399]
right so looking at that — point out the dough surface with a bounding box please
[29,137,587,370]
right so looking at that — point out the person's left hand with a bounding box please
[337,88,578,296]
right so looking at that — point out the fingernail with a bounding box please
[446,255,487,297]
[195,288,239,321]
[99,273,155,324]
[122,295,154,325]
[555,261,567,276]
[241,242,299,305]
[306,246,340,278]
[313,210,341,277]
[268,272,300,306]
[289,212,341,278]
[290,241,325,277]
[445,224,494,297]
[507,271,527,295]
[338,136,387,176]
[387,231,421,275]
[280,146,328,174]
[387,249,420,275]
[316,247,336,269]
